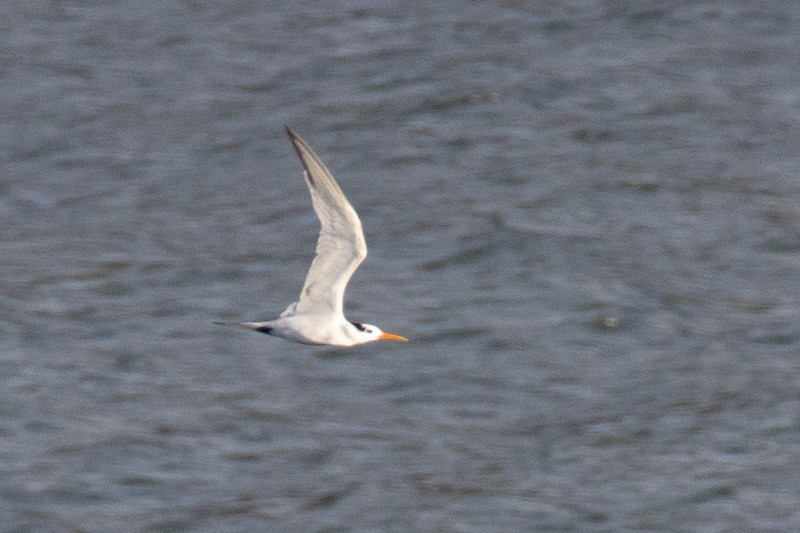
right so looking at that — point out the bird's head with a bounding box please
[350,321,408,344]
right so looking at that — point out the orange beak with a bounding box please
[379,332,408,342]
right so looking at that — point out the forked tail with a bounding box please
[213,321,274,335]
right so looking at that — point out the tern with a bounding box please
[215,127,408,346]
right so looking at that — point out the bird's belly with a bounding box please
[272,315,355,346]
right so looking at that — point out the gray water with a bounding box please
[3,1,800,531]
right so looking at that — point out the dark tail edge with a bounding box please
[213,322,273,335]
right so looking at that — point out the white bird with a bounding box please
[215,127,408,347]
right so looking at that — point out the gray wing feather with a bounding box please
[284,127,367,317]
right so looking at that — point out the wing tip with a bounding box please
[284,125,305,162]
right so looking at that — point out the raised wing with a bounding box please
[284,127,367,317]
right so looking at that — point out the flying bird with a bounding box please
[215,127,408,346]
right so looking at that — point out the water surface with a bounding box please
[2,1,800,530]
